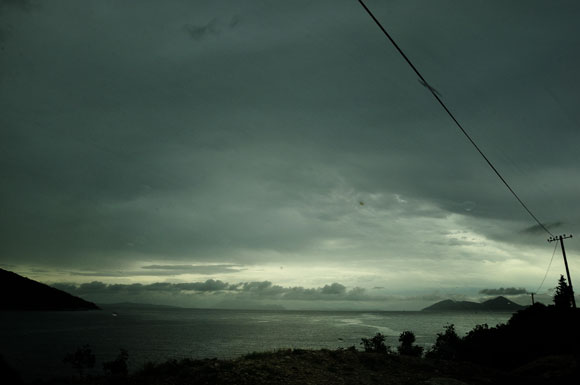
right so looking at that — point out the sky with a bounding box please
[1,0,580,310]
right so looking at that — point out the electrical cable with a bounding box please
[535,241,558,294]
[357,0,554,237]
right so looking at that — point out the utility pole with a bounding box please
[548,234,576,308]
[530,292,535,305]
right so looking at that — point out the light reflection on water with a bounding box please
[0,308,513,380]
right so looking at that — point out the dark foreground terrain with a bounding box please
[4,347,578,385]
[129,350,577,385]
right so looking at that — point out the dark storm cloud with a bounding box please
[0,0,31,45]
[0,0,31,11]
[228,15,240,28]
[53,280,366,301]
[522,222,564,235]
[1,0,580,278]
[479,287,528,295]
[51,278,489,310]
[177,280,234,291]
[235,281,366,300]
[184,16,240,41]
[184,19,219,41]
[320,282,346,295]
[352,1,580,226]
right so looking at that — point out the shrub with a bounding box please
[0,354,22,385]
[63,344,95,377]
[103,348,129,377]
[397,331,424,357]
[426,324,461,360]
[360,332,390,353]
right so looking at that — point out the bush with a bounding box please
[103,348,129,378]
[426,324,461,360]
[426,298,580,369]
[63,344,95,377]
[397,331,424,357]
[0,354,22,385]
[360,332,390,353]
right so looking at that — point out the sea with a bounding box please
[0,306,514,380]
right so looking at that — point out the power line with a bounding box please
[535,240,558,294]
[357,0,553,237]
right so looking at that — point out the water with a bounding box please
[0,307,513,380]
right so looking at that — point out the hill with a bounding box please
[0,268,100,311]
[480,296,524,311]
[422,296,524,311]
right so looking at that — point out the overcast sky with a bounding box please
[1,0,579,310]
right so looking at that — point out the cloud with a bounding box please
[140,264,244,275]
[521,222,563,235]
[0,0,31,11]
[2,0,580,299]
[228,15,240,29]
[479,287,528,295]
[52,278,518,310]
[320,282,346,295]
[0,0,32,45]
[53,280,367,302]
[176,279,233,292]
[184,19,219,41]
[71,264,244,277]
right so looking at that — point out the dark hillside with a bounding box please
[0,268,99,311]
[426,303,580,373]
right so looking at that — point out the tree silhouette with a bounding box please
[426,324,461,360]
[397,331,423,357]
[103,348,129,378]
[360,333,389,353]
[63,345,95,377]
[553,275,573,308]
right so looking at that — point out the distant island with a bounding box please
[422,296,524,311]
[0,268,100,311]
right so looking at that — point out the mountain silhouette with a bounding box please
[480,295,524,311]
[0,268,99,311]
[422,296,524,311]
